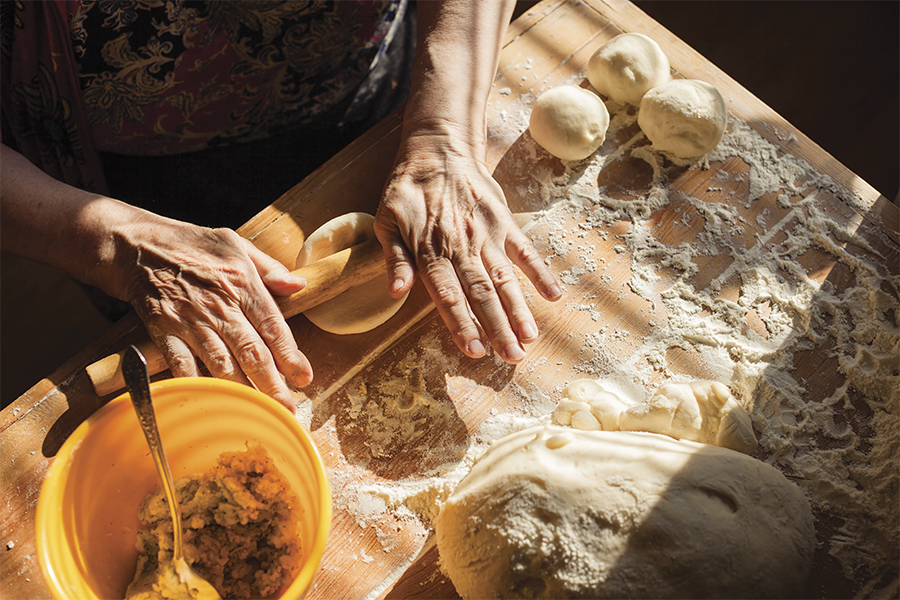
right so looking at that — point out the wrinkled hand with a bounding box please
[117,218,312,409]
[375,133,563,363]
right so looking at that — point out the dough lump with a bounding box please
[295,212,407,335]
[528,85,609,161]
[552,379,758,454]
[638,79,727,157]
[435,426,815,600]
[587,33,671,105]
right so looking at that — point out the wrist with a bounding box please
[72,197,160,301]
[398,115,487,163]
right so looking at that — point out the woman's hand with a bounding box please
[116,217,313,409]
[376,0,562,363]
[1,144,311,409]
[375,129,562,363]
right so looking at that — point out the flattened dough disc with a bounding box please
[295,212,409,335]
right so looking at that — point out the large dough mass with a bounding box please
[295,212,408,335]
[435,426,815,599]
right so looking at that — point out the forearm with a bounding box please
[1,143,152,300]
[2,143,312,401]
[406,0,516,152]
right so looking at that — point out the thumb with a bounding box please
[243,240,307,296]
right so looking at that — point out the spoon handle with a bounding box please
[122,345,186,562]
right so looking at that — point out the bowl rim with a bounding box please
[35,377,332,600]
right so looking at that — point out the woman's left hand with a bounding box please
[375,129,562,364]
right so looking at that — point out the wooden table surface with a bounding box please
[3,1,898,598]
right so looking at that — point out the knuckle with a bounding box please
[421,262,466,306]
[465,277,496,304]
[432,281,466,307]
[204,348,238,379]
[489,262,519,289]
[235,340,268,375]
[254,313,287,342]
[453,322,481,342]
[510,240,541,265]
[137,302,170,328]
[166,353,197,377]
[210,226,240,243]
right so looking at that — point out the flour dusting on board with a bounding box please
[303,93,898,597]
[502,100,897,594]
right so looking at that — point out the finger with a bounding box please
[237,285,312,388]
[156,334,201,379]
[140,307,202,378]
[374,215,417,298]
[455,256,526,364]
[220,317,298,410]
[481,247,540,345]
[243,239,306,296]
[241,241,314,388]
[420,257,487,359]
[506,229,564,302]
[384,238,417,298]
[187,326,253,388]
[247,307,313,389]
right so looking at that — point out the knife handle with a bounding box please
[85,238,385,397]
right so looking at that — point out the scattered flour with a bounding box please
[500,109,898,596]
[302,91,897,598]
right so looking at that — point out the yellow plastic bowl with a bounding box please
[36,377,331,600]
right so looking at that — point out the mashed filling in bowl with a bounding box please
[125,445,302,600]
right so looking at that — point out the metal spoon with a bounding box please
[123,345,221,600]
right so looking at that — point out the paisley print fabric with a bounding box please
[0,0,404,191]
[1,0,109,192]
[73,0,405,155]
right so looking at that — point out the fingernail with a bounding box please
[521,322,539,341]
[467,339,486,357]
[548,283,564,299]
[504,342,526,362]
[390,277,405,295]
[293,370,313,388]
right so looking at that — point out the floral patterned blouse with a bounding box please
[1,0,405,191]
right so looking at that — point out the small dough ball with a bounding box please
[529,85,609,161]
[435,426,815,600]
[295,212,408,335]
[587,32,671,105]
[638,79,727,157]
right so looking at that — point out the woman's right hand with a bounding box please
[113,215,312,409]
[1,144,311,409]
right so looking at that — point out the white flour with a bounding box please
[304,91,898,597]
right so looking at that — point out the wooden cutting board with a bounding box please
[2,1,897,599]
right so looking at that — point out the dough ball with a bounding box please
[528,85,609,161]
[435,426,815,600]
[638,79,727,157]
[295,212,407,335]
[587,33,671,105]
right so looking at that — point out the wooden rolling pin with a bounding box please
[86,237,386,397]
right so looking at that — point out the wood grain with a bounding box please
[2,1,896,599]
